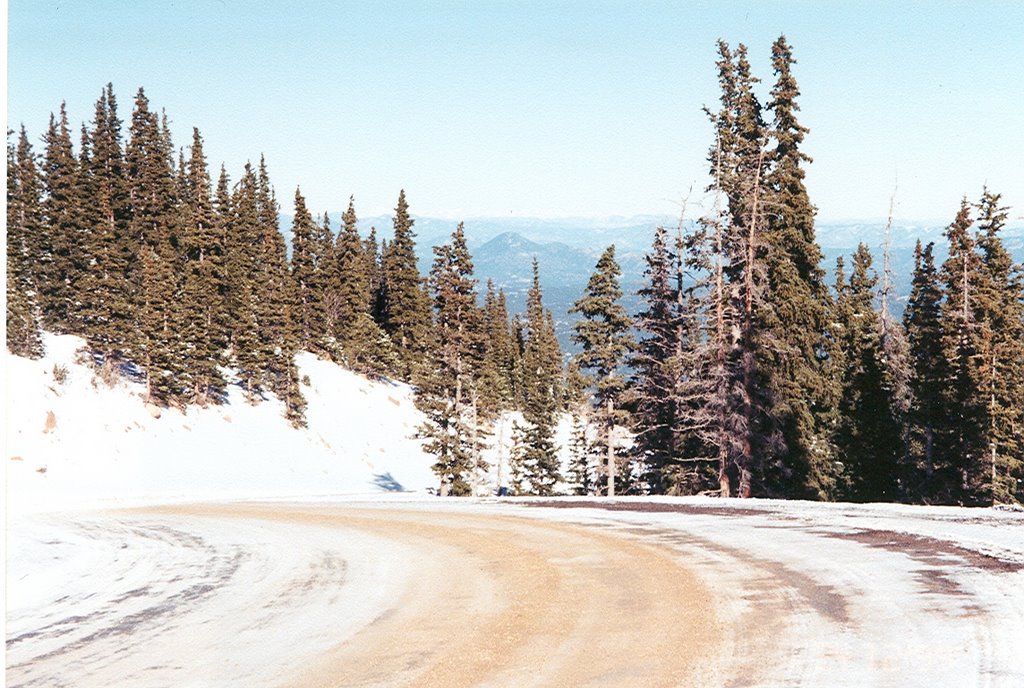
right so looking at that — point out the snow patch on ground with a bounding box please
[5,333,438,513]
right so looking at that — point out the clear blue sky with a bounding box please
[7,1,1024,223]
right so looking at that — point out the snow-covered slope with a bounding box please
[5,334,438,512]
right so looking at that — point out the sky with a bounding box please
[6,1,1024,223]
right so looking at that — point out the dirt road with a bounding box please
[6,503,720,687]
[7,499,1023,687]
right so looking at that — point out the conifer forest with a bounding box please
[7,37,1024,507]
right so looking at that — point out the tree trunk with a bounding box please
[718,443,730,498]
[607,397,616,497]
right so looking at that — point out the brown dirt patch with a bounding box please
[147,503,721,688]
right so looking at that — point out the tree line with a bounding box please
[7,36,1023,505]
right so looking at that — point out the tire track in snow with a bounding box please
[520,500,1024,687]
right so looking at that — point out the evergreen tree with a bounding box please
[939,200,987,504]
[631,226,676,491]
[289,188,329,353]
[571,245,633,496]
[478,279,517,418]
[416,223,488,495]
[904,240,947,498]
[834,244,902,501]
[763,34,837,500]
[75,124,103,331]
[316,212,340,355]
[126,88,185,404]
[705,42,781,498]
[971,189,1024,504]
[379,190,433,380]
[6,129,44,358]
[877,197,914,498]
[564,357,596,495]
[517,260,564,495]
[224,164,265,399]
[336,216,397,380]
[179,128,228,404]
[39,103,85,332]
[255,161,305,424]
[332,196,378,363]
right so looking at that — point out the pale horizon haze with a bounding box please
[7,1,1024,225]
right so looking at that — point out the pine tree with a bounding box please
[705,42,781,498]
[477,279,517,418]
[631,225,698,493]
[255,161,305,424]
[379,190,433,381]
[904,240,946,498]
[317,212,340,356]
[971,189,1024,504]
[763,34,837,500]
[290,188,329,353]
[939,199,987,504]
[332,196,377,363]
[833,244,902,501]
[126,88,184,404]
[224,163,265,399]
[76,90,136,360]
[6,129,44,358]
[517,260,564,495]
[877,195,914,498]
[564,358,596,495]
[39,103,85,332]
[416,223,489,495]
[179,128,228,404]
[336,216,398,380]
[571,245,633,496]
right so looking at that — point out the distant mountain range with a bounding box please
[282,213,1024,352]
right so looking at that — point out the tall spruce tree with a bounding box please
[39,103,85,332]
[126,88,185,404]
[331,197,375,361]
[705,41,781,498]
[971,189,1024,504]
[763,34,837,500]
[224,163,265,399]
[179,128,228,404]
[256,162,305,425]
[77,86,132,362]
[316,212,340,355]
[379,190,433,381]
[939,200,987,504]
[290,188,329,353]
[515,260,564,495]
[631,226,679,491]
[6,129,45,358]
[571,245,633,496]
[478,279,517,418]
[834,244,902,501]
[416,223,488,495]
[904,240,947,498]
[877,197,914,497]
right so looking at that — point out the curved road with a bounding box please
[6,500,1024,687]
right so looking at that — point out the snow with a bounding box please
[6,509,416,686]
[5,335,1024,686]
[491,497,1024,687]
[5,333,438,513]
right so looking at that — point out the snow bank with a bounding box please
[5,333,437,513]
